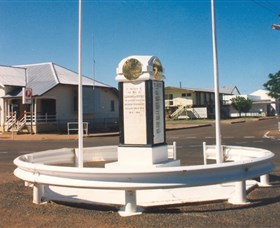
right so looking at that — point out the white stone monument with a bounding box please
[107,55,179,168]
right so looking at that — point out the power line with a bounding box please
[252,0,280,15]
[263,0,280,12]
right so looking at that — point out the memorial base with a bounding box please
[105,145,180,168]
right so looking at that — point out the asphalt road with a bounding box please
[0,118,280,227]
[166,118,280,166]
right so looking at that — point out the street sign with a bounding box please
[22,87,32,104]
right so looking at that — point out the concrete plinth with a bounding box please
[105,144,180,168]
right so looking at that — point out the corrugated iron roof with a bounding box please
[21,63,58,96]
[13,62,112,96]
[53,63,107,87]
[220,86,240,95]
[0,65,26,87]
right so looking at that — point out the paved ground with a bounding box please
[0,118,280,227]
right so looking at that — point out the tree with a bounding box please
[231,96,252,117]
[263,71,280,100]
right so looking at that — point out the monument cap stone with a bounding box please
[116,55,164,82]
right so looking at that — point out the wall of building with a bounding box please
[38,85,119,133]
[40,84,76,121]
[227,103,271,117]
[165,90,194,107]
[87,87,119,119]
[0,87,4,128]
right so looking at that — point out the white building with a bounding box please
[165,86,240,119]
[224,89,278,117]
[0,63,119,133]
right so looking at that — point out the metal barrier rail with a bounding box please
[14,144,274,216]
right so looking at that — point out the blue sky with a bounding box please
[1,0,280,94]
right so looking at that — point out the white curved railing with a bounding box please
[13,144,274,216]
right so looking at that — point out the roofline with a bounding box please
[234,86,241,94]
[165,86,194,92]
[39,84,59,97]
[50,63,60,84]
[0,65,27,87]
[13,62,114,88]
[52,62,113,88]
[0,64,27,70]
[14,62,53,67]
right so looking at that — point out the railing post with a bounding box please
[33,184,45,204]
[119,190,142,217]
[228,180,248,205]
[259,174,271,187]
[203,142,207,165]
[173,141,177,160]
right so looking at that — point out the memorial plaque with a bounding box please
[123,82,147,144]
[152,81,164,144]
[122,58,142,81]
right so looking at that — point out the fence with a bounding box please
[67,122,88,135]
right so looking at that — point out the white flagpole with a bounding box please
[78,0,83,168]
[211,0,223,163]
[92,34,95,89]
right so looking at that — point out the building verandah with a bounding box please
[1,96,56,133]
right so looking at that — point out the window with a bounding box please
[110,100,115,112]
[73,95,78,112]
[41,99,56,115]
[182,93,186,97]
